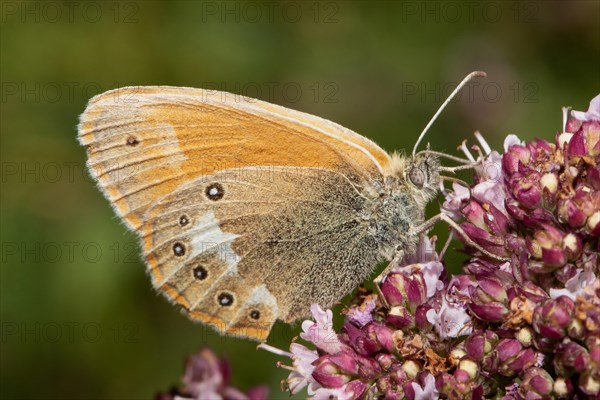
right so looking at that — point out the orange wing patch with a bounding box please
[78,86,391,231]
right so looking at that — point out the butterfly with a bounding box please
[78,72,492,341]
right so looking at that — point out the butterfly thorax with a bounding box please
[368,153,440,259]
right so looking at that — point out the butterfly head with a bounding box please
[385,152,440,205]
[405,152,440,204]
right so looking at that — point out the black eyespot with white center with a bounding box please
[193,265,208,280]
[126,136,139,146]
[250,310,260,320]
[205,183,224,201]
[172,242,186,257]
[217,292,234,307]
[179,215,189,226]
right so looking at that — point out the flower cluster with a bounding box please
[262,94,600,399]
[155,348,268,400]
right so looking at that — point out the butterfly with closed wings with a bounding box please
[78,71,498,341]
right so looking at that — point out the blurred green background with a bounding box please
[1,1,599,398]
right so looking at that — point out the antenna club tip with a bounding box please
[471,71,487,78]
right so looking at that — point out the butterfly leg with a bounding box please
[411,213,509,262]
[439,164,480,173]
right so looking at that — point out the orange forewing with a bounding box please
[78,86,391,230]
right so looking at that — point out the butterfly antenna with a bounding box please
[412,71,487,157]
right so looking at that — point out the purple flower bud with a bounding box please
[464,333,485,361]
[386,305,414,329]
[330,351,360,375]
[568,130,588,156]
[481,350,500,374]
[380,271,427,310]
[588,166,600,189]
[504,348,536,376]
[356,353,382,380]
[414,304,433,331]
[436,372,480,399]
[380,273,405,306]
[496,339,534,376]
[312,355,353,388]
[377,369,408,399]
[554,340,590,375]
[532,296,575,340]
[375,353,397,371]
[469,301,509,322]
[485,203,512,236]
[529,138,556,161]
[513,282,549,304]
[510,172,542,209]
[496,339,523,362]
[477,276,509,303]
[468,276,510,322]
[558,187,600,234]
[343,380,369,400]
[542,247,568,268]
[503,144,531,176]
[460,223,507,256]
[343,322,380,356]
[364,322,395,353]
[464,331,498,361]
[519,368,554,398]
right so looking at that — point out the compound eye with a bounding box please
[408,166,426,188]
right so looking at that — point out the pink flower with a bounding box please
[426,296,472,338]
[411,373,439,400]
[300,304,344,354]
[156,348,268,400]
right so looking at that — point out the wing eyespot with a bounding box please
[217,292,234,307]
[250,310,260,320]
[205,183,224,201]
[179,215,189,226]
[192,265,208,280]
[126,136,139,146]
[172,242,186,257]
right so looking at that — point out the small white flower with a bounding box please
[503,134,524,151]
[412,374,439,400]
[549,269,597,300]
[426,297,472,338]
[300,304,343,354]
[345,295,377,328]
[442,182,470,220]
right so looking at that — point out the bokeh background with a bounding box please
[1,1,599,398]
